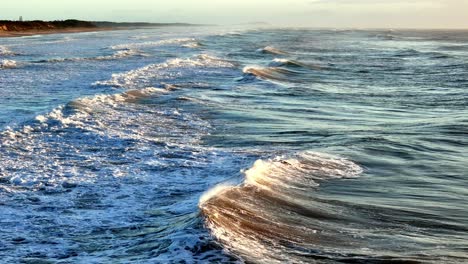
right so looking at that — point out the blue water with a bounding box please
[1,27,467,263]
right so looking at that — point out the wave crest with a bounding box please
[257,46,289,55]
[110,38,199,50]
[245,152,362,191]
[200,152,363,263]
[243,66,304,82]
[0,86,205,190]
[94,54,236,88]
[95,48,147,60]
[270,58,323,70]
[67,87,167,114]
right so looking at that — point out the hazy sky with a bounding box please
[2,0,467,28]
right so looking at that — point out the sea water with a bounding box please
[1,27,467,263]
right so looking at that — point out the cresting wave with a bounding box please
[200,152,364,263]
[35,38,202,64]
[243,65,306,82]
[1,50,238,190]
[269,58,323,70]
[42,87,168,121]
[94,54,237,88]
[95,48,147,60]
[257,46,289,55]
[110,38,200,50]
[242,56,325,83]
[0,42,252,261]
[0,87,172,189]
[0,82,235,262]
[200,151,464,263]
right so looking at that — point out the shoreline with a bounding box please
[0,27,117,38]
[0,20,201,39]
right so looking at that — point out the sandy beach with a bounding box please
[0,27,116,38]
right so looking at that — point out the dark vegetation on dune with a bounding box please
[0,19,96,31]
[0,19,199,32]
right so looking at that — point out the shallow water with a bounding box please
[1,27,467,263]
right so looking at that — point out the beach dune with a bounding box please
[0,19,109,37]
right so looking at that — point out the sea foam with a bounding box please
[0,59,18,69]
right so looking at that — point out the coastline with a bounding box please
[0,27,117,38]
[0,20,200,38]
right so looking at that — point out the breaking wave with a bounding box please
[3,27,467,263]
[243,66,306,82]
[0,59,18,69]
[269,58,323,70]
[200,152,364,263]
[0,83,235,262]
[257,46,289,55]
[110,38,199,50]
[95,48,147,60]
[0,45,246,262]
[94,54,237,88]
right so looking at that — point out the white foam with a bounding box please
[199,184,233,205]
[0,45,15,56]
[272,58,289,64]
[94,54,236,88]
[242,65,262,74]
[70,87,167,113]
[244,151,363,190]
[95,48,146,60]
[40,48,145,63]
[199,152,364,263]
[0,59,18,69]
[182,42,201,48]
[35,115,48,123]
[0,85,209,192]
[110,38,197,50]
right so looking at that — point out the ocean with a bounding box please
[0,27,467,263]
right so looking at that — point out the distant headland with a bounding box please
[0,19,198,37]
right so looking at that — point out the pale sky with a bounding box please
[1,0,467,29]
